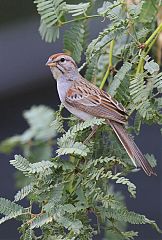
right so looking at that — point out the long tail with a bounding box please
[108,120,156,176]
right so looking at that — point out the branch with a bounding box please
[100,39,115,89]
[136,22,162,75]
[61,14,100,26]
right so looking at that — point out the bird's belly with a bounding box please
[64,102,93,120]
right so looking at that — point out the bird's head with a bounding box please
[46,53,78,80]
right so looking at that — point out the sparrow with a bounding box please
[46,53,156,176]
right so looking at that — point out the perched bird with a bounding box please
[46,53,156,176]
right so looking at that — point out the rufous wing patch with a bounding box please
[67,88,75,97]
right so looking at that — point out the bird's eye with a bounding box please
[60,57,66,62]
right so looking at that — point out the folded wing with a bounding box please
[65,79,127,124]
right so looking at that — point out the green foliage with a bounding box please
[23,228,33,240]
[0,0,162,239]
[0,105,56,155]
[127,1,144,19]
[64,21,85,63]
[0,104,158,238]
[65,3,90,17]
[34,0,65,42]
[52,103,65,133]
[57,117,104,146]
[57,141,90,157]
[39,22,60,42]
[10,155,30,173]
[108,61,132,96]
[30,213,53,229]
[145,154,157,168]
[144,56,160,74]
[0,198,26,225]
[14,184,33,202]
[86,20,128,60]
[129,68,161,121]
[140,0,159,23]
[34,0,90,43]
[105,229,138,240]
[97,1,121,18]
[0,198,24,216]
[0,136,20,154]
[23,105,57,141]
[34,0,65,27]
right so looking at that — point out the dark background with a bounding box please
[0,0,161,239]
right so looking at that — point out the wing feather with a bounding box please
[65,78,127,124]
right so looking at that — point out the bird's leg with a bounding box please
[83,125,98,144]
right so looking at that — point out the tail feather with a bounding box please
[108,120,156,176]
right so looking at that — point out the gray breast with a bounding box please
[57,79,93,120]
[57,78,70,103]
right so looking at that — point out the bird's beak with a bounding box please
[46,58,56,67]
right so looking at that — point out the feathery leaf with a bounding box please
[34,0,66,27]
[10,155,30,173]
[57,141,90,157]
[109,62,132,96]
[0,198,24,216]
[39,21,59,42]
[14,184,33,202]
[65,3,90,16]
[64,21,85,63]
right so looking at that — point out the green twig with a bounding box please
[61,14,100,26]
[145,23,162,47]
[136,23,162,75]
[145,32,160,55]
[100,40,115,89]
[136,54,144,75]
